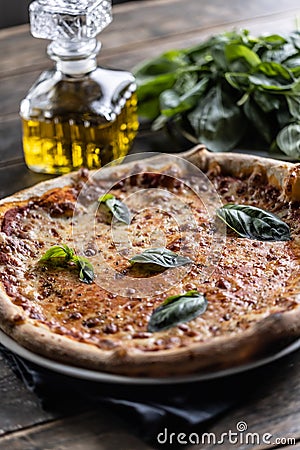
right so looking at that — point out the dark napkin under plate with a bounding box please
[0,344,273,447]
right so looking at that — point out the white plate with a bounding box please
[0,330,299,385]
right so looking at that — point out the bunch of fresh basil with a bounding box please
[134,30,300,157]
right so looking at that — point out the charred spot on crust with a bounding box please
[1,206,29,236]
[36,187,77,217]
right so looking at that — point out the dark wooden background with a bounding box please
[0,0,143,29]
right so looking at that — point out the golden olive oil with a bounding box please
[21,1,139,174]
[20,67,139,174]
[22,94,139,174]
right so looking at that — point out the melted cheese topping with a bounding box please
[0,169,299,353]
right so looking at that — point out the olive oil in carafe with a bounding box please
[20,0,139,174]
[22,94,139,174]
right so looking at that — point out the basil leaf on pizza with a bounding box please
[148,290,207,332]
[39,245,95,284]
[216,204,291,241]
[98,193,131,225]
[39,244,75,262]
[129,247,192,270]
[73,256,95,284]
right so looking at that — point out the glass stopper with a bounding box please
[29,0,112,42]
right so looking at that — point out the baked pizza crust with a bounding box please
[0,145,300,377]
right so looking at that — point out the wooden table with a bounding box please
[1,0,300,448]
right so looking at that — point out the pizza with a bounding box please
[0,145,299,377]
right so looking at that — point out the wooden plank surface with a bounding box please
[0,351,54,436]
[3,9,298,120]
[0,0,299,77]
[0,349,298,449]
[198,350,300,450]
[0,410,153,450]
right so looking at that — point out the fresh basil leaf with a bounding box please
[98,194,131,225]
[134,54,186,79]
[74,256,95,284]
[216,204,291,241]
[286,95,300,119]
[291,31,300,51]
[183,35,218,63]
[252,90,281,113]
[159,77,209,119]
[225,43,261,68]
[262,34,287,47]
[225,72,251,91]
[130,247,192,269]
[136,73,176,97]
[286,56,300,70]
[187,85,246,152]
[211,43,229,71]
[148,290,207,332]
[106,198,131,225]
[161,289,199,306]
[290,78,300,94]
[133,29,300,157]
[243,98,274,143]
[39,245,95,284]
[286,80,300,120]
[249,62,294,91]
[173,71,198,95]
[276,123,300,158]
[276,106,293,128]
[262,43,298,64]
[134,52,187,120]
[137,97,161,121]
[39,244,75,262]
[290,67,300,78]
[257,61,294,81]
[136,73,176,120]
[178,76,209,102]
[99,193,115,202]
[159,89,184,115]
